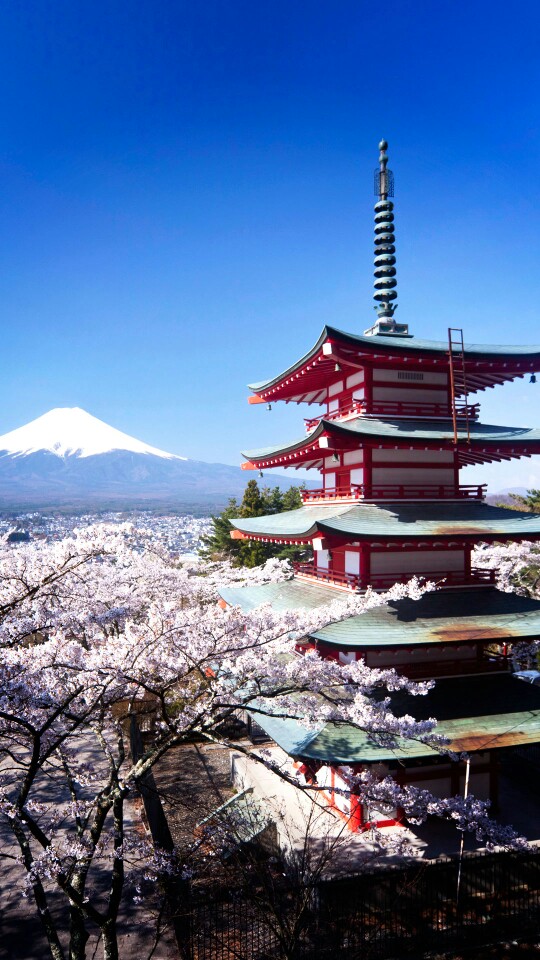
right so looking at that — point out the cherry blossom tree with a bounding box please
[472,539,540,597]
[473,540,540,668]
[0,527,526,960]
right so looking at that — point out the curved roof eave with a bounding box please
[228,500,540,540]
[241,417,540,465]
[247,324,540,396]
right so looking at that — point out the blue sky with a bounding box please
[1,1,540,491]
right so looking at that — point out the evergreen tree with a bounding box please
[509,489,540,513]
[200,481,310,567]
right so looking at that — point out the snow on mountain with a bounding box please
[0,408,185,461]
[0,407,302,510]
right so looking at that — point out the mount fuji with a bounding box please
[0,408,297,511]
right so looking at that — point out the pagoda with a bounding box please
[220,142,540,832]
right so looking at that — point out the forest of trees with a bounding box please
[200,479,312,567]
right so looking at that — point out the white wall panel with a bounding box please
[373,386,448,403]
[316,549,329,569]
[345,551,360,575]
[370,550,465,574]
[372,467,455,484]
[328,380,344,397]
[373,449,454,463]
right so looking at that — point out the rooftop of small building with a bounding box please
[218,582,540,647]
[252,673,540,763]
[229,499,540,541]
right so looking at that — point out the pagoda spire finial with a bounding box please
[365,140,408,336]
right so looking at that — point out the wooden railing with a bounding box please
[304,398,364,432]
[293,563,361,590]
[359,399,480,419]
[304,399,480,431]
[293,563,496,591]
[300,483,487,503]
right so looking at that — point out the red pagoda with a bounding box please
[220,142,540,832]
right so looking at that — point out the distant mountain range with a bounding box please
[0,408,302,513]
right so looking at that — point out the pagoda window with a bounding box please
[323,472,336,490]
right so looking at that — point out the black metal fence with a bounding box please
[129,721,540,959]
[185,849,540,960]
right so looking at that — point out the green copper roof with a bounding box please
[230,500,540,542]
[313,588,540,648]
[219,576,342,613]
[253,675,540,763]
[242,418,540,462]
[248,325,540,393]
[218,583,540,648]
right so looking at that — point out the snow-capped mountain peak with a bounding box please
[0,408,185,460]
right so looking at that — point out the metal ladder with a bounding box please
[448,328,471,445]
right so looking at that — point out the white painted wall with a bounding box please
[350,467,363,485]
[372,466,455,484]
[345,551,361,575]
[346,371,364,388]
[343,449,363,465]
[328,380,344,397]
[373,386,448,403]
[316,549,329,569]
[373,450,454,463]
[370,550,465,574]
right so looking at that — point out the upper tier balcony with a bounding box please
[292,562,496,592]
[300,483,487,504]
[304,399,480,432]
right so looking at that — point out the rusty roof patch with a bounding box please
[429,623,517,643]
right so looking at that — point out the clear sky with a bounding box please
[1,1,540,492]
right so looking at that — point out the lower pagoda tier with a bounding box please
[230,500,540,543]
[242,674,540,830]
[219,583,540,666]
[230,500,540,591]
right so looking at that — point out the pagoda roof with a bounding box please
[218,582,540,648]
[251,674,540,763]
[248,325,540,404]
[229,500,540,543]
[241,417,540,469]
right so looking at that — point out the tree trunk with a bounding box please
[102,922,118,960]
[68,904,90,960]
